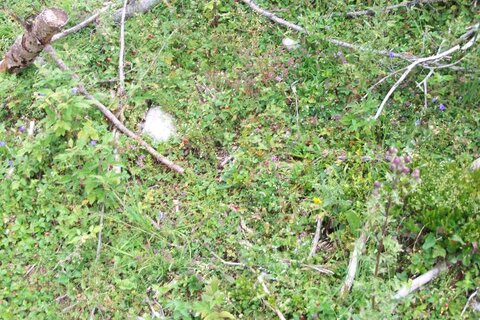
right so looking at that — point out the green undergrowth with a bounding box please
[0,0,479,319]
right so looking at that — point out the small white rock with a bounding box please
[471,157,480,171]
[282,38,299,51]
[141,107,176,143]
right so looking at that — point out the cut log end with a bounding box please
[0,8,68,73]
[42,8,69,29]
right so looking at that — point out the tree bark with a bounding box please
[0,8,68,73]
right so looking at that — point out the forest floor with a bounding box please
[0,1,479,319]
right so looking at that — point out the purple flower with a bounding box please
[404,155,412,163]
[90,140,97,146]
[387,147,398,155]
[373,181,382,189]
[412,168,420,179]
[275,75,283,82]
[439,103,446,111]
[71,87,78,95]
[0,141,6,147]
[7,160,13,167]
[388,51,395,58]
[19,125,26,133]
[271,155,279,162]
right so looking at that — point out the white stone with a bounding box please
[282,38,299,50]
[141,107,176,143]
[471,157,480,171]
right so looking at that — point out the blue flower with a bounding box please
[439,103,446,111]
[388,51,395,58]
[7,160,13,167]
[71,87,78,95]
[415,119,421,126]
[19,125,26,133]
[0,141,6,147]
[90,140,97,146]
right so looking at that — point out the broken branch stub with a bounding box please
[0,8,68,73]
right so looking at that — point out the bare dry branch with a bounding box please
[461,288,479,316]
[239,0,306,33]
[308,216,322,258]
[52,4,111,42]
[340,230,368,297]
[344,0,448,18]
[393,262,449,300]
[45,45,185,174]
[372,28,478,119]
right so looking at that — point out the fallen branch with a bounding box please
[373,25,478,119]
[340,230,368,297]
[362,67,408,100]
[52,4,111,42]
[239,0,306,33]
[113,0,161,23]
[461,288,479,316]
[308,216,322,258]
[239,0,420,62]
[45,45,185,174]
[393,262,449,300]
[0,8,68,73]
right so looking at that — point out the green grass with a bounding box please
[0,0,479,319]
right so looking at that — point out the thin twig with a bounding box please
[363,67,408,100]
[393,262,449,300]
[412,225,426,252]
[44,45,185,173]
[62,301,80,313]
[239,0,306,33]
[372,40,471,119]
[95,204,105,262]
[301,264,334,275]
[308,216,322,258]
[240,0,417,62]
[344,0,447,18]
[461,288,479,316]
[209,250,247,268]
[52,4,112,42]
